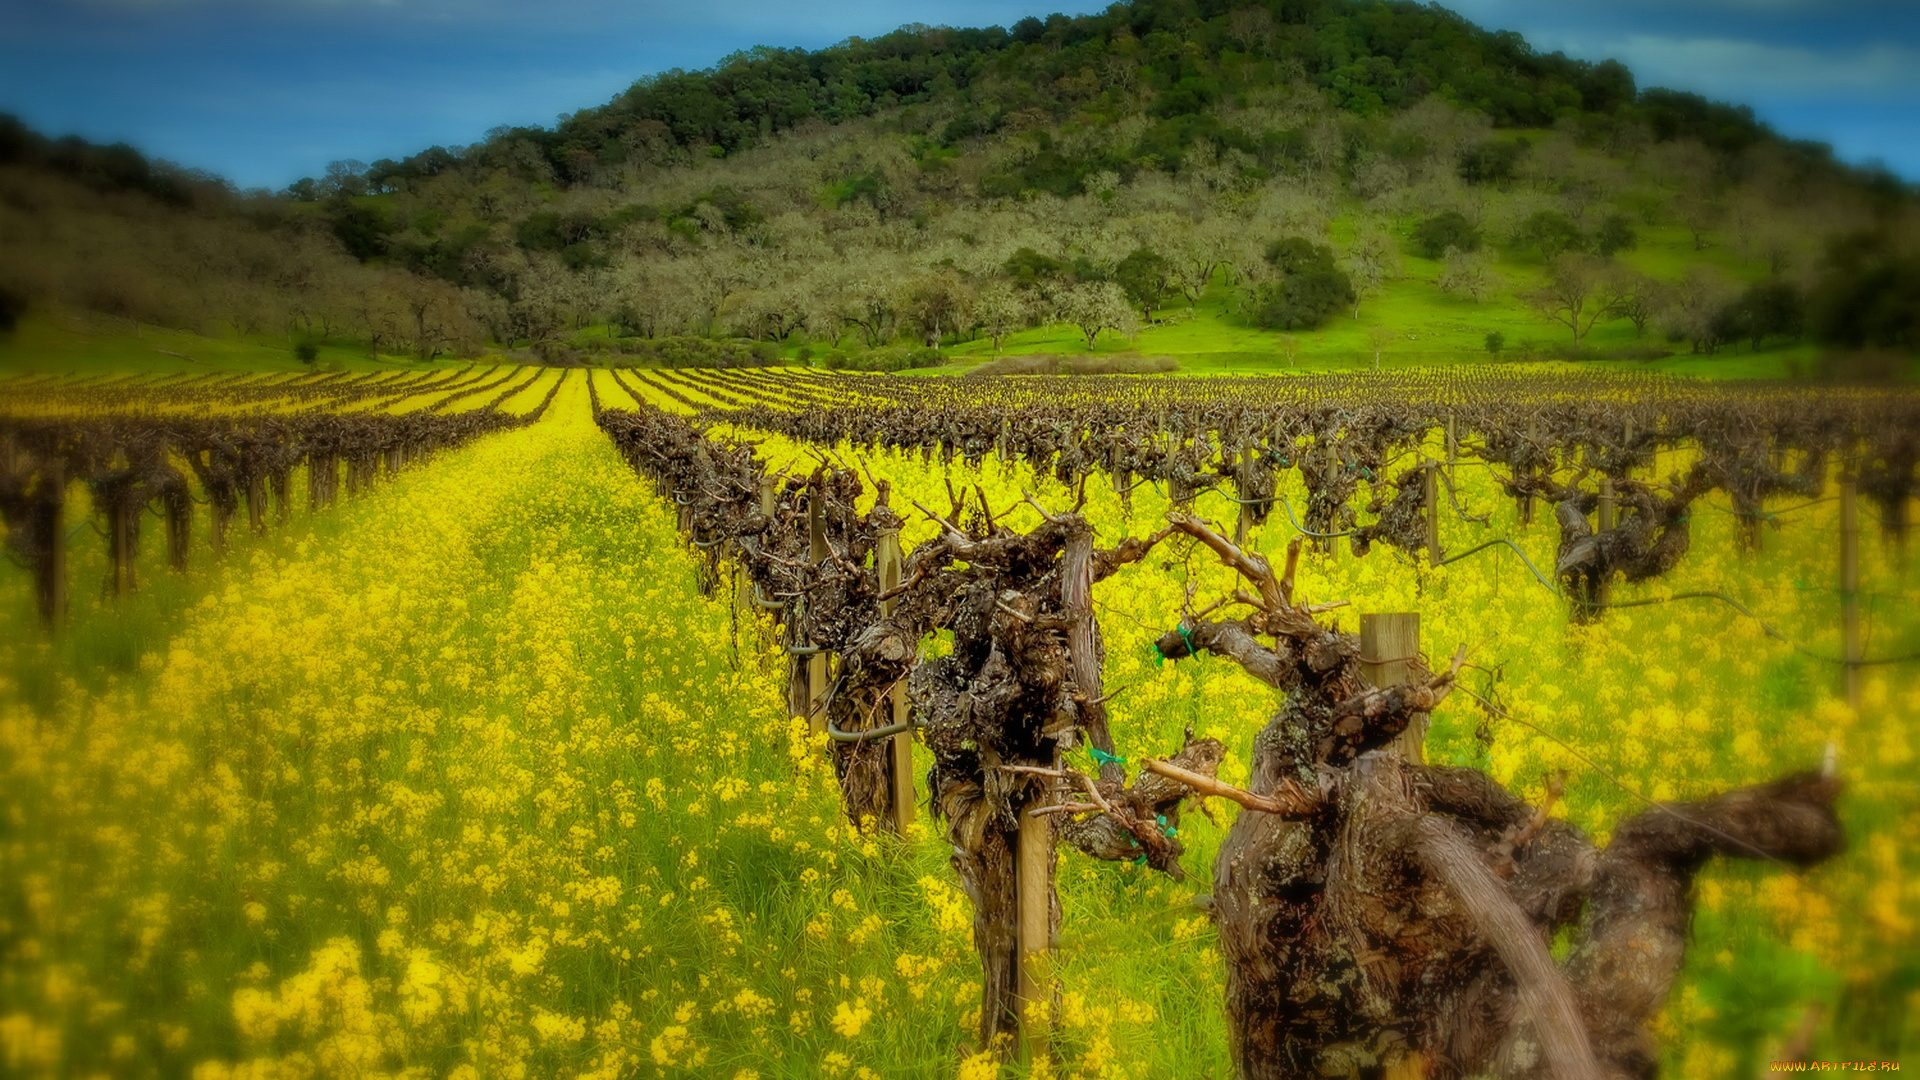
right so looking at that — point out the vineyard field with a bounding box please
[1,366,1916,1080]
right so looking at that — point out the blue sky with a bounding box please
[0,0,1914,191]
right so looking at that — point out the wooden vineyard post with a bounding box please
[107,496,135,596]
[1423,458,1442,567]
[307,455,325,513]
[807,479,830,735]
[164,489,191,571]
[739,475,773,635]
[1840,478,1862,711]
[1521,415,1541,527]
[1596,478,1616,608]
[1234,448,1256,548]
[32,464,66,627]
[686,442,711,536]
[876,527,914,833]
[1168,437,1191,508]
[1361,613,1424,761]
[210,491,232,555]
[1445,411,1458,487]
[248,475,266,535]
[733,559,751,631]
[1319,441,1340,563]
[1016,786,1053,1062]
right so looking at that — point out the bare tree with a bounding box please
[1527,254,1624,344]
[837,272,903,347]
[1606,268,1667,338]
[463,287,510,345]
[683,249,752,335]
[1057,281,1138,349]
[722,285,808,341]
[1388,95,1489,179]
[1674,194,1723,252]
[796,270,848,347]
[1302,118,1345,183]
[608,261,665,338]
[510,256,574,351]
[1170,216,1241,305]
[396,272,469,359]
[1226,6,1276,53]
[1658,266,1738,353]
[1732,190,1812,278]
[1351,152,1410,205]
[904,270,975,347]
[352,276,407,358]
[974,281,1030,352]
[1437,246,1499,302]
[1344,226,1400,318]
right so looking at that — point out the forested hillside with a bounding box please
[2,0,1916,370]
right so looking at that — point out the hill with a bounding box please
[2,0,1916,375]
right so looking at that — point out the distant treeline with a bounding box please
[311,0,1884,197]
[0,114,236,208]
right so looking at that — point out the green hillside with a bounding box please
[1,0,1916,376]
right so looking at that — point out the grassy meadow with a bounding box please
[2,189,1864,386]
[918,218,1834,381]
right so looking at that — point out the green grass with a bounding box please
[1,371,1914,1079]
[0,312,498,377]
[0,382,1002,1078]
[4,209,1908,386]
[723,417,1920,1074]
[916,220,1860,379]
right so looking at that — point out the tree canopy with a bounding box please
[286,0,1838,196]
[1249,237,1355,330]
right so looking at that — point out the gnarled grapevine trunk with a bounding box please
[1149,518,1844,1080]
[912,519,1085,1046]
[1490,773,1844,1080]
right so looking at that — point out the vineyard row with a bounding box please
[0,371,570,623]
[590,383,1846,1080]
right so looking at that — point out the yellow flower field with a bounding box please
[2,370,1915,1079]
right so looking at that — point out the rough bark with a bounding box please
[1143,517,1844,1080]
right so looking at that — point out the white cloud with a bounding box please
[1535,33,1920,100]
[1446,0,1905,21]
[1673,0,1850,10]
